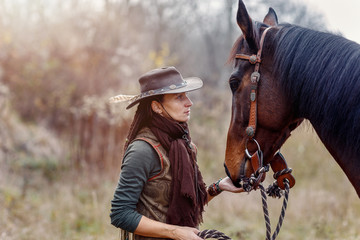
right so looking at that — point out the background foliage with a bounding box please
[0,0,359,239]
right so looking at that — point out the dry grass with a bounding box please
[2,124,359,240]
[1,100,359,240]
[0,169,119,240]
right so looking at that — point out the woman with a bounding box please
[109,66,243,240]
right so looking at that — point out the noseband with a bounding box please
[234,27,295,192]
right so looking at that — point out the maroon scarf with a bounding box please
[149,113,207,227]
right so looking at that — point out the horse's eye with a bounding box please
[229,79,240,93]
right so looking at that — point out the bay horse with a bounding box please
[224,0,360,197]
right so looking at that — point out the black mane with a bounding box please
[273,25,360,155]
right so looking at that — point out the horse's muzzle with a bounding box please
[224,158,253,189]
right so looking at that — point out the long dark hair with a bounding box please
[124,95,164,152]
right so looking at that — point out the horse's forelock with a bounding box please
[227,22,272,66]
[227,37,243,65]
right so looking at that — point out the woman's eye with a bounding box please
[229,79,240,93]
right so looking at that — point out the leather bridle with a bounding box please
[234,27,295,191]
[236,27,271,139]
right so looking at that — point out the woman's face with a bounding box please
[158,92,193,122]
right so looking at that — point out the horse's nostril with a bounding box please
[233,179,242,188]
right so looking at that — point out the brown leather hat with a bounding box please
[109,66,203,109]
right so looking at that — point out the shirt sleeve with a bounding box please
[110,140,161,232]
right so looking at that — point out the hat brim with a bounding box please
[125,77,203,109]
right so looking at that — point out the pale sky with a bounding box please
[301,0,360,44]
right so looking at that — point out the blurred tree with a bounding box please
[0,0,329,170]
[245,0,327,29]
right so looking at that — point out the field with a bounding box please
[1,120,359,240]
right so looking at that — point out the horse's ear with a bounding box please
[236,0,257,50]
[263,7,278,26]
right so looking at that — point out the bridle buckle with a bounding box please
[251,72,260,83]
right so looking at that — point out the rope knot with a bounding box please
[266,181,283,198]
[273,168,292,179]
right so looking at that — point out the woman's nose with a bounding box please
[185,96,193,107]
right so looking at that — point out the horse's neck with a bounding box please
[274,26,360,197]
[311,122,360,198]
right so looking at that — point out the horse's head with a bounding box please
[224,0,303,190]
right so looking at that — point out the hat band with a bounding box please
[130,81,188,103]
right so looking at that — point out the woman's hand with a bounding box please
[171,226,203,240]
[219,176,245,193]
[135,217,203,240]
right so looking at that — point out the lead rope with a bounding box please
[198,229,232,240]
[259,179,290,240]
[198,178,290,240]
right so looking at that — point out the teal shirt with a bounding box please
[110,140,162,232]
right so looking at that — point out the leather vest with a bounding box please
[121,128,172,240]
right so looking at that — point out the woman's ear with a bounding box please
[151,101,163,114]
